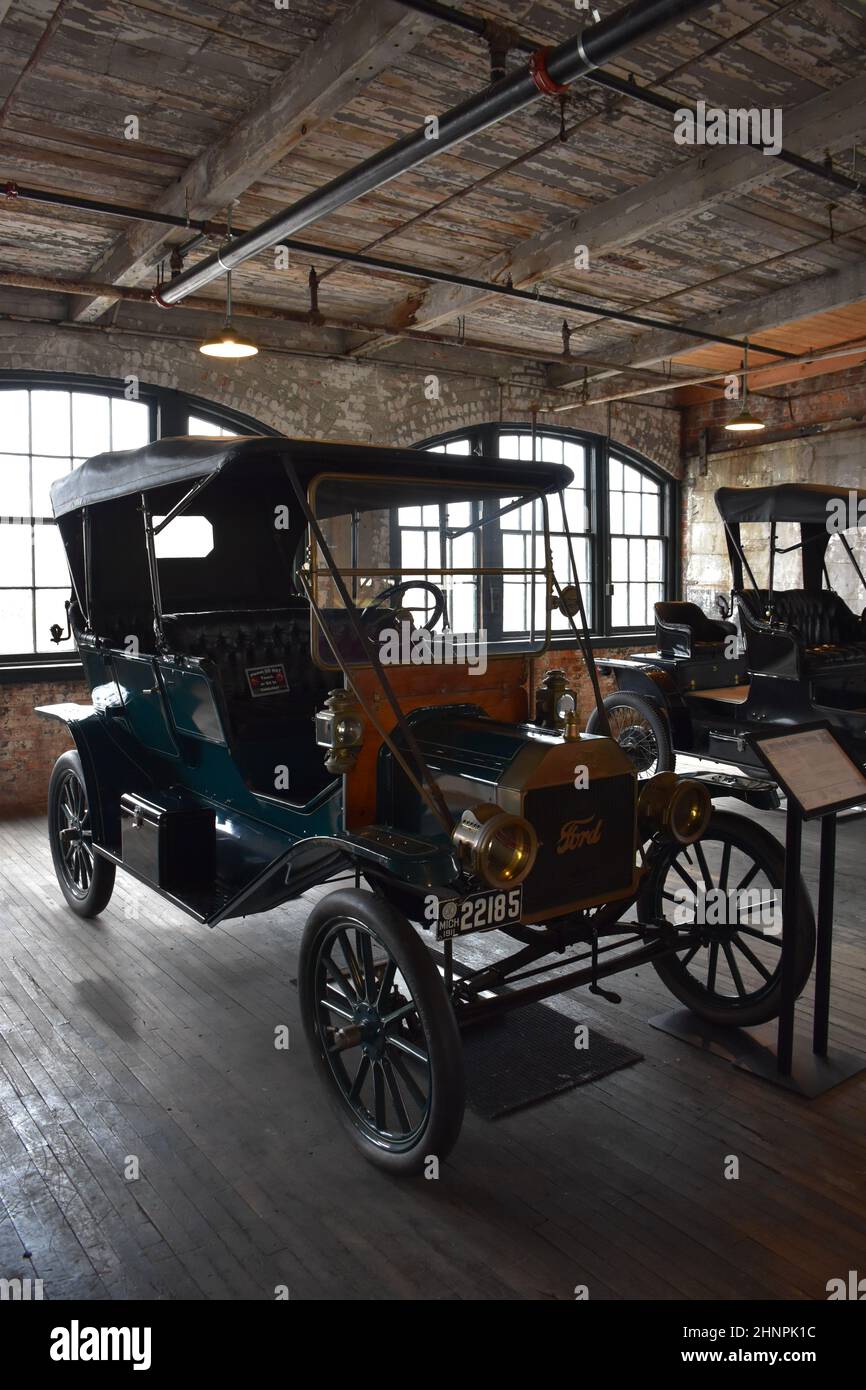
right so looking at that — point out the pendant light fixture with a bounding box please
[724,338,764,432]
[199,205,258,359]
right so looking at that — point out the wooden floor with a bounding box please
[1,803,865,1302]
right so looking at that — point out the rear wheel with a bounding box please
[640,810,815,1027]
[299,888,465,1175]
[48,751,115,918]
[587,692,674,779]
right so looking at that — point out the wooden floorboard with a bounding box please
[0,803,864,1301]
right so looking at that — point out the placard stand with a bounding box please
[651,725,866,1098]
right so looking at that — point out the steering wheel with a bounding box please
[362,580,448,634]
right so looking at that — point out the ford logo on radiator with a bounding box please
[556,816,604,854]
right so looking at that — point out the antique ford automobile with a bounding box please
[38,439,816,1172]
[588,482,866,781]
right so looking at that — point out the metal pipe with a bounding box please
[2,181,222,234]
[0,266,695,373]
[3,184,796,359]
[395,0,866,198]
[157,0,711,306]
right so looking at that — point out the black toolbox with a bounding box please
[120,792,215,892]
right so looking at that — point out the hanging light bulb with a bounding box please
[199,205,258,359]
[725,337,764,432]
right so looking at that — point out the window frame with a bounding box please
[417,422,679,647]
[0,372,279,680]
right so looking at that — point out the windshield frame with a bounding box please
[305,470,558,671]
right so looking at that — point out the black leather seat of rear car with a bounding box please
[736,589,866,669]
[654,600,736,658]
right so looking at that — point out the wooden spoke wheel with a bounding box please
[640,809,815,1027]
[48,751,115,918]
[300,889,464,1174]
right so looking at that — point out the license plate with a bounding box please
[435,886,523,941]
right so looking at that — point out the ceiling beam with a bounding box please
[70,0,437,323]
[547,259,866,392]
[351,72,866,358]
[552,340,866,410]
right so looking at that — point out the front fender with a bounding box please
[35,703,143,848]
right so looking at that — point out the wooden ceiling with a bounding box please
[1,0,865,408]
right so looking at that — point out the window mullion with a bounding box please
[596,437,610,638]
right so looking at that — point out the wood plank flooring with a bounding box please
[0,802,864,1301]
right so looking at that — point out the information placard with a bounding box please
[752,723,866,819]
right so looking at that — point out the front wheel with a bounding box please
[587,692,674,780]
[299,888,465,1174]
[48,750,115,918]
[640,810,815,1028]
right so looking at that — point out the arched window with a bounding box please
[0,374,277,669]
[420,423,678,642]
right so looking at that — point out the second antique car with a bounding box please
[38,438,816,1172]
[587,482,866,781]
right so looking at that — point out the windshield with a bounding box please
[308,474,556,668]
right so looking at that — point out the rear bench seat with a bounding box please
[162,607,333,736]
[163,606,336,802]
[736,589,866,675]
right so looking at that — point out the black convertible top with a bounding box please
[50,435,573,518]
[715,483,866,527]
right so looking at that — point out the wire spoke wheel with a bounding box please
[587,692,674,780]
[641,809,815,1027]
[608,706,659,778]
[300,889,464,1173]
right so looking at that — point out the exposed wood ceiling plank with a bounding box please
[71,0,437,322]
[352,72,866,359]
[547,261,866,394]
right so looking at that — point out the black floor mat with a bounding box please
[462,1004,643,1119]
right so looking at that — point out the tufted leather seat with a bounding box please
[162,606,336,802]
[736,589,866,675]
[162,607,333,735]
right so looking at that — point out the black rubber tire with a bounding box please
[586,691,675,779]
[48,750,115,918]
[640,809,816,1028]
[299,888,465,1175]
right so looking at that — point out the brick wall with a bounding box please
[0,679,84,816]
[534,644,652,724]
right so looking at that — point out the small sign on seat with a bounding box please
[245,664,290,697]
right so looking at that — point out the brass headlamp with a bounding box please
[452,804,538,889]
[638,773,711,845]
[315,689,364,775]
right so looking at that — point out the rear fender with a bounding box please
[596,659,675,711]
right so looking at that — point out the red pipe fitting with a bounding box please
[529,48,569,97]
